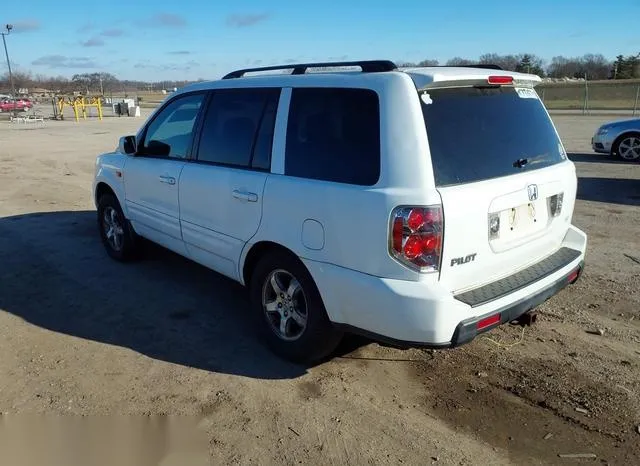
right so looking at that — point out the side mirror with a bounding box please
[118,135,137,155]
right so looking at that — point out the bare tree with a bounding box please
[478,53,520,71]
[1,71,33,91]
[445,57,475,66]
[417,59,439,66]
[547,54,612,80]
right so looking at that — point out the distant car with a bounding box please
[592,118,640,161]
[0,98,32,112]
[18,97,33,108]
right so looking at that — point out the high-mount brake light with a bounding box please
[487,75,513,85]
[390,206,443,272]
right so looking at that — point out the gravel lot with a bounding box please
[0,110,639,465]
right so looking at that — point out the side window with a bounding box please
[196,88,280,169]
[250,94,279,170]
[140,93,205,159]
[285,88,380,186]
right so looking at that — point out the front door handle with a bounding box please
[232,189,258,202]
[159,175,176,185]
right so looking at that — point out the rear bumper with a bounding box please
[304,225,587,348]
[450,260,583,346]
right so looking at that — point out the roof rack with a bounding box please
[222,60,398,79]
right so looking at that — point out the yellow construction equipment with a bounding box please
[54,95,103,122]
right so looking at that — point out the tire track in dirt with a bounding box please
[407,320,640,465]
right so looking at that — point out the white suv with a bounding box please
[93,60,587,363]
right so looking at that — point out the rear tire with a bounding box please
[97,193,139,262]
[612,133,640,161]
[249,250,343,364]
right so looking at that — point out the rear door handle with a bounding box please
[159,175,176,185]
[232,189,258,202]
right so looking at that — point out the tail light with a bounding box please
[389,206,443,272]
[487,75,513,85]
[548,193,564,217]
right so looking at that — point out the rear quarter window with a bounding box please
[421,86,567,186]
[285,88,380,186]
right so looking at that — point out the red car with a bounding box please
[0,98,33,112]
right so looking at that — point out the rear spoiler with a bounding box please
[405,71,542,90]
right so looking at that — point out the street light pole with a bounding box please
[1,24,17,113]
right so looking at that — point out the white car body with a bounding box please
[93,61,587,353]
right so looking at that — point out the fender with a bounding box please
[238,240,255,286]
[93,152,129,217]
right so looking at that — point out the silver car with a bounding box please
[592,117,640,161]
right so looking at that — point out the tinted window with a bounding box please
[140,93,204,158]
[285,88,380,186]
[197,88,280,168]
[421,86,566,186]
[251,95,279,170]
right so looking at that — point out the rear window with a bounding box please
[421,86,567,186]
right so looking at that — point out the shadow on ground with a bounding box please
[0,210,358,380]
[568,152,639,165]
[577,177,640,206]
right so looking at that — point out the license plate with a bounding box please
[498,201,546,241]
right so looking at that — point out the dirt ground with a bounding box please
[0,109,639,465]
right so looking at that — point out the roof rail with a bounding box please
[222,60,398,79]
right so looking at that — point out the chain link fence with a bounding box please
[538,80,640,114]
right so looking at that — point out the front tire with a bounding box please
[249,250,343,364]
[97,193,139,261]
[612,133,640,161]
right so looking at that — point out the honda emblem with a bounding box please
[527,184,538,201]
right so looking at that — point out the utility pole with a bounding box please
[583,72,589,115]
[1,24,16,114]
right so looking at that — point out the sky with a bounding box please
[1,0,638,81]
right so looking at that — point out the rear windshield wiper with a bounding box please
[513,158,528,168]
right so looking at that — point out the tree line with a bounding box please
[1,53,638,95]
[403,53,639,80]
[0,71,196,95]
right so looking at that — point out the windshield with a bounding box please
[421,86,567,186]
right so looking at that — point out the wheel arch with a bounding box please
[240,240,346,322]
[94,178,128,218]
[241,241,300,287]
[611,130,640,155]
[95,182,117,206]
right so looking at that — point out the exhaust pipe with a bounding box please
[512,310,537,327]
